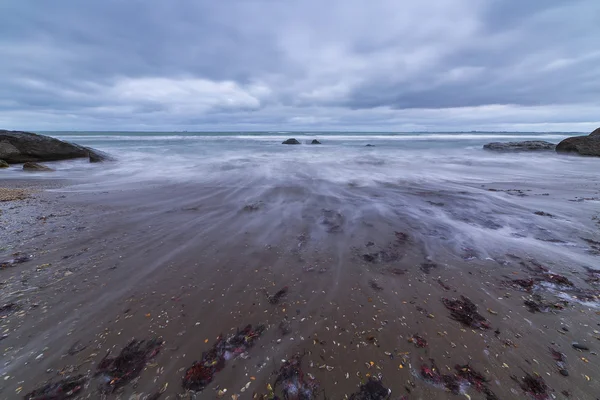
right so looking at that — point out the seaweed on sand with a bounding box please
[268,287,289,304]
[511,372,550,400]
[455,364,498,400]
[348,377,391,400]
[182,324,264,391]
[442,296,490,329]
[420,359,460,394]
[24,375,87,400]
[273,354,319,399]
[95,338,163,393]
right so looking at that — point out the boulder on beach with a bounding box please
[282,138,301,145]
[23,162,54,171]
[0,130,109,163]
[311,139,321,144]
[556,127,600,156]
[0,159,8,168]
[483,141,555,152]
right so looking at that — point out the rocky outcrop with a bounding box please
[23,162,54,171]
[0,159,8,168]
[556,128,600,157]
[311,139,321,144]
[483,141,555,152]
[282,138,300,145]
[0,130,109,163]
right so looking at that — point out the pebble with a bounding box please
[572,343,589,351]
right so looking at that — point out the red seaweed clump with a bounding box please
[24,375,87,400]
[273,354,319,399]
[455,364,498,400]
[442,296,490,329]
[409,334,428,348]
[96,338,163,393]
[420,359,460,394]
[182,324,264,391]
[512,372,550,400]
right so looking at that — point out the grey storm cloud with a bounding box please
[0,0,599,131]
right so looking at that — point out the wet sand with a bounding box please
[1,178,599,399]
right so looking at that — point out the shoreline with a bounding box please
[1,177,599,399]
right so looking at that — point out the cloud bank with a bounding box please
[1,0,599,131]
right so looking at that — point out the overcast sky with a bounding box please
[1,0,599,132]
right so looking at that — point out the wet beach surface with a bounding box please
[1,173,600,399]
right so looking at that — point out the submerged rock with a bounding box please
[0,129,109,163]
[311,139,321,144]
[483,141,555,152]
[556,127,600,156]
[0,159,8,168]
[23,162,54,172]
[282,138,300,145]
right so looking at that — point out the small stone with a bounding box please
[559,369,569,377]
[572,343,589,351]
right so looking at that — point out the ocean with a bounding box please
[5,131,592,189]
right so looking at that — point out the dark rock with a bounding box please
[483,141,555,152]
[559,369,569,376]
[556,128,600,156]
[0,130,109,163]
[310,139,321,144]
[0,159,8,168]
[282,138,300,145]
[88,148,113,163]
[23,162,54,172]
[365,144,375,147]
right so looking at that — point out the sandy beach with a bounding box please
[1,164,599,399]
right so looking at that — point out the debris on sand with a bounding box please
[544,273,573,287]
[550,347,568,376]
[442,296,490,329]
[523,294,565,313]
[369,279,383,291]
[534,211,553,217]
[508,278,536,292]
[24,375,87,400]
[272,354,319,399]
[409,334,428,348]
[420,262,437,274]
[455,364,499,400]
[96,338,163,393]
[348,377,391,400]
[420,359,460,394]
[437,279,452,291]
[278,317,292,336]
[321,209,344,233]
[584,267,600,285]
[242,201,263,211]
[0,302,17,315]
[182,325,264,391]
[0,255,30,270]
[512,372,549,400]
[362,250,400,264]
[421,361,498,399]
[394,231,409,243]
[267,287,288,305]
